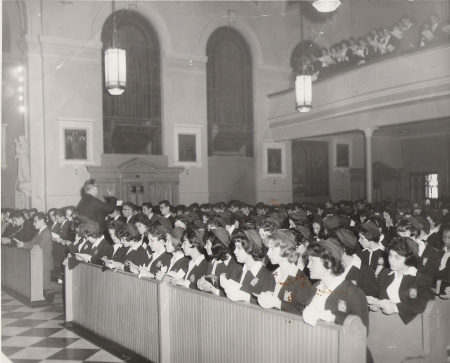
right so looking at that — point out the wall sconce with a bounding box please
[228,10,237,25]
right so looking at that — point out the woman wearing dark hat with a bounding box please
[396,216,440,280]
[292,225,313,273]
[106,223,150,271]
[73,220,113,266]
[152,228,189,281]
[357,220,388,276]
[104,220,128,264]
[255,230,311,315]
[333,228,377,296]
[171,227,208,289]
[221,230,275,304]
[302,238,369,328]
[197,228,242,296]
[368,237,435,324]
[133,226,172,278]
[312,216,324,241]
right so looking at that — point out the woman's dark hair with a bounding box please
[356,224,381,243]
[305,243,345,276]
[166,229,183,252]
[395,219,420,238]
[86,229,103,239]
[133,214,152,230]
[117,227,140,242]
[291,228,309,247]
[182,227,204,251]
[257,219,278,232]
[386,237,419,267]
[204,231,229,261]
[231,230,266,261]
[147,226,166,241]
[54,209,66,218]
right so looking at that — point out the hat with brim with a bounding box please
[317,238,343,261]
[335,229,357,249]
[269,230,296,248]
[243,229,263,249]
[361,220,380,238]
[294,225,313,242]
[211,227,230,248]
[322,216,341,230]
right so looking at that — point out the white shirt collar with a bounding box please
[189,254,205,267]
[249,261,263,277]
[39,226,46,234]
[351,254,362,269]
[388,266,417,277]
[151,249,165,261]
[316,276,345,293]
[92,237,104,250]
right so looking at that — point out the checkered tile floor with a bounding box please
[1,291,127,362]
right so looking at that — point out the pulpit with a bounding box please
[87,157,184,205]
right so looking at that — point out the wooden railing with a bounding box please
[65,262,449,363]
[65,262,366,363]
[1,245,46,306]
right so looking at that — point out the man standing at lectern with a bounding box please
[77,179,118,232]
[15,212,62,293]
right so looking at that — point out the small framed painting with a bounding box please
[263,142,287,178]
[173,124,203,167]
[58,118,94,165]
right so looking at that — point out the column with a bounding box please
[361,127,378,203]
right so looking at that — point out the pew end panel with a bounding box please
[368,300,447,363]
[1,245,48,307]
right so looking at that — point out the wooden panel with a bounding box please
[367,300,447,363]
[166,285,364,363]
[71,263,160,362]
[1,245,44,303]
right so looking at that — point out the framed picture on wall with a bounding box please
[263,141,287,178]
[332,138,352,170]
[336,143,349,167]
[178,134,197,162]
[58,118,95,165]
[267,148,282,174]
[173,124,203,167]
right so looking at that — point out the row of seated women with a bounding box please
[58,204,450,334]
[306,13,450,79]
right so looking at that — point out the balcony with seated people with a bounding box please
[269,36,450,142]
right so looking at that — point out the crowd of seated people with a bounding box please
[2,195,450,331]
[305,13,450,79]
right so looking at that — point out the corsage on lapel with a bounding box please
[338,300,347,313]
[250,277,259,287]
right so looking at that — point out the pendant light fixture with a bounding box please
[104,1,126,96]
[312,0,341,13]
[295,5,312,113]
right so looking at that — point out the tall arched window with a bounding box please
[101,10,161,155]
[206,27,254,157]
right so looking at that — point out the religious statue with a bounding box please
[14,136,31,182]
[14,136,31,208]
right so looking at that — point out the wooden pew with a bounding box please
[66,262,366,363]
[1,245,47,306]
[367,300,448,363]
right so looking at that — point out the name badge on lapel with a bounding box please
[409,288,417,299]
[84,245,89,251]
[338,300,347,313]
[156,261,162,268]
[283,290,293,302]
[422,257,428,266]
[93,249,98,255]
[351,280,357,286]
[190,274,196,283]
[378,257,384,265]
[250,277,259,287]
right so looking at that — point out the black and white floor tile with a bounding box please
[1,292,127,363]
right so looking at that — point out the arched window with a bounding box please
[206,27,254,157]
[101,10,161,155]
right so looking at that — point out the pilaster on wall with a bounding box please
[18,34,47,211]
[162,52,209,204]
